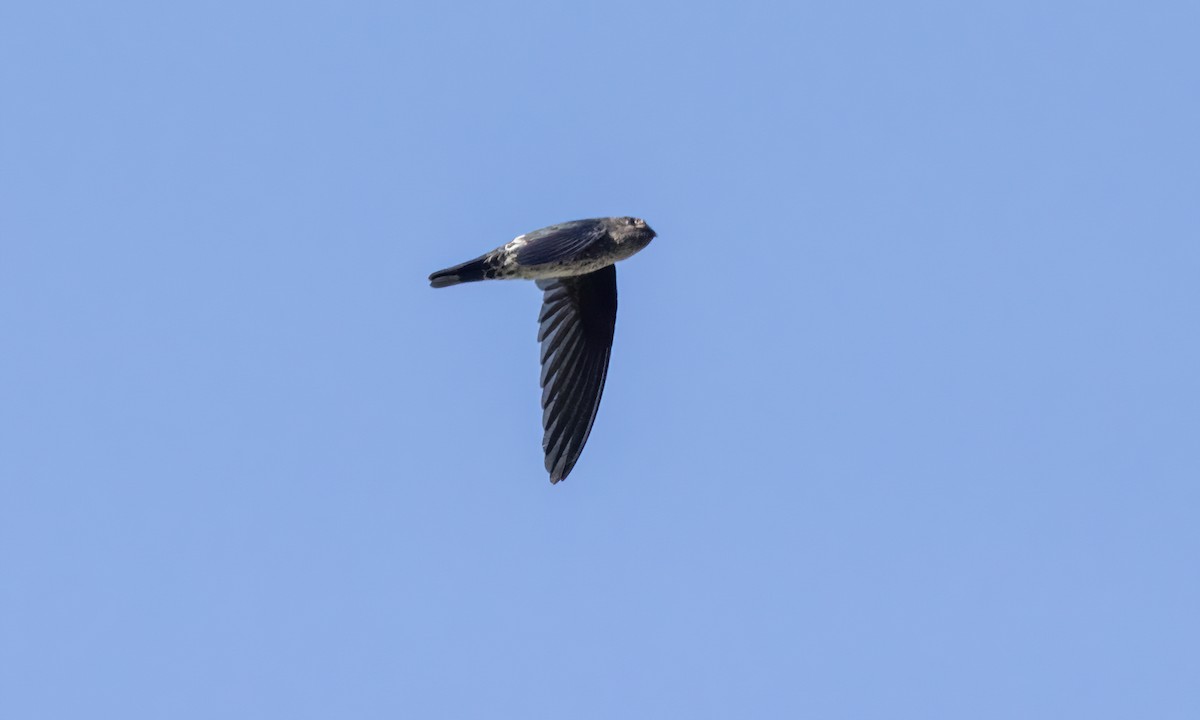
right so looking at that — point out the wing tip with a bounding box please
[546,454,574,484]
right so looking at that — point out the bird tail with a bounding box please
[428,256,491,288]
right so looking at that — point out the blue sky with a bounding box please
[2,1,1198,717]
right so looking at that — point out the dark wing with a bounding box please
[536,265,618,483]
[517,219,609,267]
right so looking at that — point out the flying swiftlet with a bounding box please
[429,216,656,483]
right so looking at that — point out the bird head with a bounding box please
[615,216,655,240]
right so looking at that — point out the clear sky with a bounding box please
[2,1,1198,717]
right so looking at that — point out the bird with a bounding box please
[429,216,656,483]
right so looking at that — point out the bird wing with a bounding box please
[517,219,608,266]
[536,265,618,483]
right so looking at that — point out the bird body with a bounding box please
[429,217,654,287]
[429,217,656,483]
